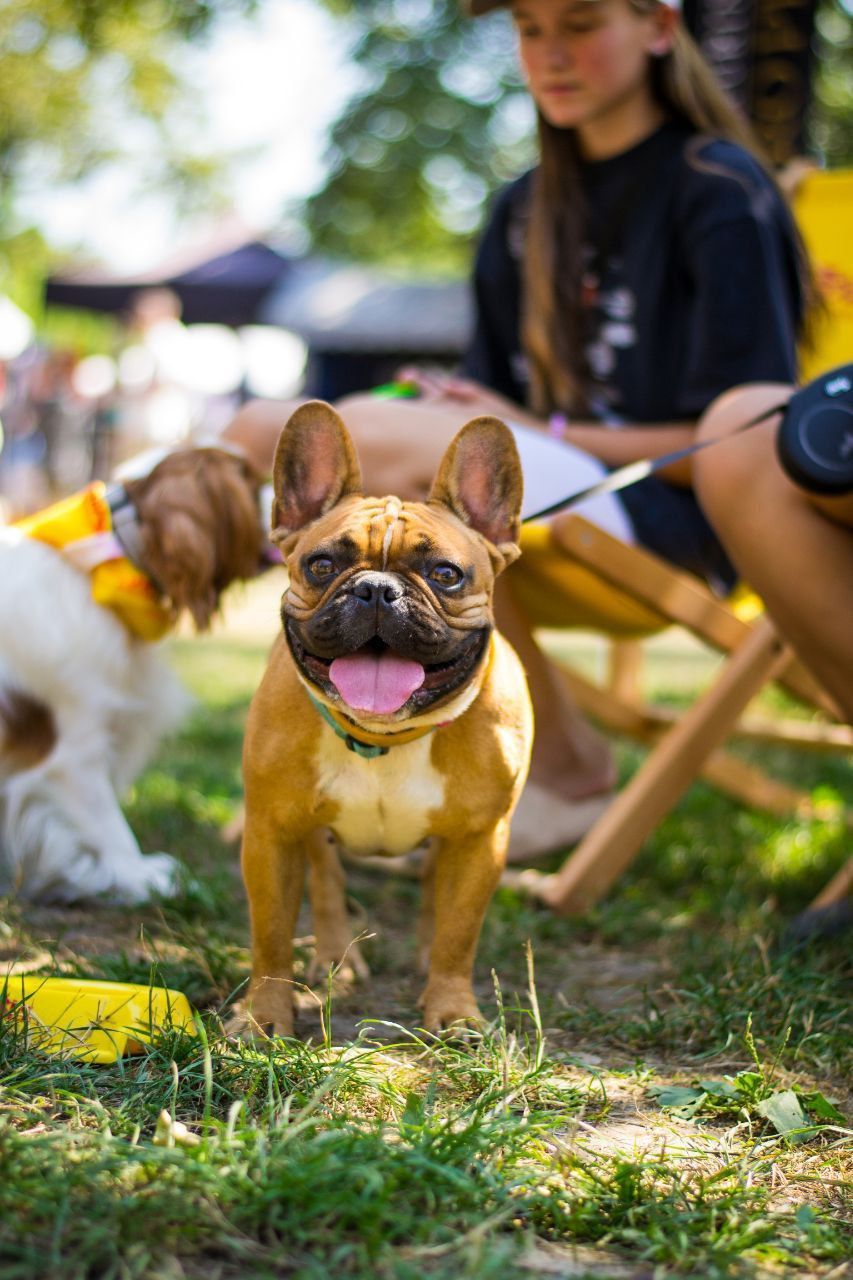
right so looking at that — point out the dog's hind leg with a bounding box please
[307,832,369,986]
[416,841,439,975]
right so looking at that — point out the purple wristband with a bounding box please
[548,412,569,440]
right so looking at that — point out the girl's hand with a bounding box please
[395,366,469,402]
[396,367,537,425]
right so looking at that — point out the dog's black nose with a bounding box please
[351,572,404,607]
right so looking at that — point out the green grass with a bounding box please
[1,629,850,1278]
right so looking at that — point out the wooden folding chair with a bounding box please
[504,518,852,914]
[502,167,853,916]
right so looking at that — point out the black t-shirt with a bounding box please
[463,121,802,421]
[462,122,803,590]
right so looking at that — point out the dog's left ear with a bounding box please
[271,401,363,547]
[428,416,523,569]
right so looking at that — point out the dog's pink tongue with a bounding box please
[329,649,425,714]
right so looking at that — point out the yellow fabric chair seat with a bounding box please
[513,523,668,636]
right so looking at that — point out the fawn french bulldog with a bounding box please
[236,401,532,1035]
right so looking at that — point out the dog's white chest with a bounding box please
[314,728,444,857]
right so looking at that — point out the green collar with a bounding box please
[307,690,443,759]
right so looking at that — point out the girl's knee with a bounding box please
[693,385,792,518]
[335,392,377,417]
[695,383,791,446]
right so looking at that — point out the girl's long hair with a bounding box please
[522,6,817,414]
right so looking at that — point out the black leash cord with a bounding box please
[522,398,789,524]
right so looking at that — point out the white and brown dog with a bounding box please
[0,447,264,904]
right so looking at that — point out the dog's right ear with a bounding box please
[271,401,363,547]
[428,416,523,569]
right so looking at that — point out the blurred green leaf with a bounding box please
[647,1084,707,1118]
[801,1090,846,1125]
[756,1090,811,1143]
[698,1078,739,1099]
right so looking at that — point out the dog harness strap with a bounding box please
[60,530,126,573]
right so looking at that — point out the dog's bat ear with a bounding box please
[271,401,363,543]
[428,416,523,563]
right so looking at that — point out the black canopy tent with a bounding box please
[44,239,472,399]
[257,258,471,399]
[44,239,293,328]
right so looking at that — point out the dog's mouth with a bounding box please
[286,624,488,716]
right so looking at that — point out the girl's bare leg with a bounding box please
[223,394,469,496]
[493,576,616,797]
[693,384,853,720]
[221,398,304,476]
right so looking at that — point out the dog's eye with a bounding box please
[307,556,336,581]
[429,562,464,589]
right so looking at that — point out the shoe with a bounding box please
[506,783,612,864]
[780,899,852,949]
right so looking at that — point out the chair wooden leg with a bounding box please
[522,617,791,915]
[608,639,644,705]
[701,753,852,824]
[556,662,850,821]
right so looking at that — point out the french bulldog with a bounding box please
[236,401,532,1035]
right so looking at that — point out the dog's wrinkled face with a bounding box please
[272,402,523,720]
[283,496,495,715]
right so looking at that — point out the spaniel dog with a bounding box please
[0,447,264,904]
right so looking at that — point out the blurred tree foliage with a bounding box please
[810,0,853,165]
[308,0,851,272]
[2,226,117,354]
[0,0,257,260]
[305,0,533,273]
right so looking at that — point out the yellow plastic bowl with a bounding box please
[2,976,198,1064]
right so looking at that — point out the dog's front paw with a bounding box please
[225,1006,295,1042]
[142,852,182,897]
[227,979,295,1042]
[108,852,181,904]
[224,1006,294,1043]
[419,978,482,1034]
[307,938,370,989]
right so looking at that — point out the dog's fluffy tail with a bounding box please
[0,684,56,778]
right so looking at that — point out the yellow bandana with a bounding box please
[14,483,173,642]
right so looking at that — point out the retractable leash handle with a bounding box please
[522,363,853,524]
[776,363,853,496]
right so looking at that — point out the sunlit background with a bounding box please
[0,0,851,514]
